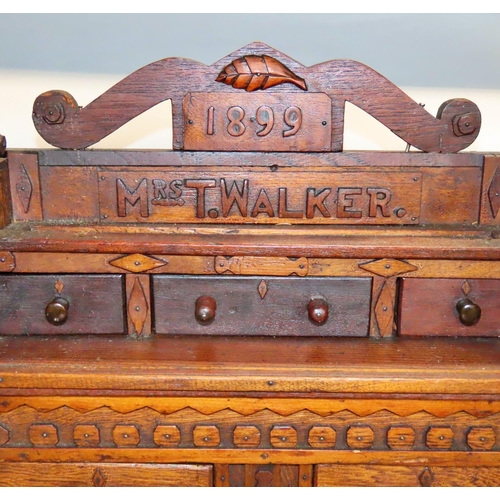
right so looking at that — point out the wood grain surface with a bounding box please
[31,42,481,153]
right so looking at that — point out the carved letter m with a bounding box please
[116,178,149,217]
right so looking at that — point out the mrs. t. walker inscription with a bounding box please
[98,169,422,225]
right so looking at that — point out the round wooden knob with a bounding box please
[308,297,329,324]
[456,298,481,326]
[45,297,70,326]
[195,295,216,324]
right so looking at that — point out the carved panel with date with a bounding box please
[183,93,331,151]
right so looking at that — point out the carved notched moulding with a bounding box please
[31,42,481,153]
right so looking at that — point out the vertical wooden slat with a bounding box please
[125,274,152,338]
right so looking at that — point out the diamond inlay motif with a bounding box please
[419,467,434,487]
[359,258,418,277]
[488,166,500,218]
[258,279,268,299]
[16,164,33,213]
[461,280,471,296]
[55,278,64,294]
[109,253,167,273]
[92,468,107,487]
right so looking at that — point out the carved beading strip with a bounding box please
[0,404,497,452]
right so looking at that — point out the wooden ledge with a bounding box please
[0,335,498,397]
[0,223,498,259]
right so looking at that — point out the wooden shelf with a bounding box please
[0,335,498,397]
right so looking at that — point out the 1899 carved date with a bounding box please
[183,93,331,152]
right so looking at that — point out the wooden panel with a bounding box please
[8,152,42,221]
[0,275,125,335]
[399,278,500,337]
[183,92,332,151]
[0,336,499,395]
[0,159,12,229]
[40,166,99,222]
[315,464,500,487]
[480,155,500,224]
[152,276,371,337]
[0,463,213,486]
[126,274,152,338]
[98,167,422,225]
[32,42,481,153]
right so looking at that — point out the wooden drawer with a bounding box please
[153,276,371,336]
[0,275,125,335]
[0,463,213,486]
[315,464,500,487]
[399,278,500,337]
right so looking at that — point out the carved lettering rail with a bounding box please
[100,169,422,224]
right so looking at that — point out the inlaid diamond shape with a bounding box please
[54,278,64,294]
[92,468,107,487]
[258,279,268,299]
[109,253,167,273]
[488,166,500,218]
[461,280,471,296]
[359,258,418,277]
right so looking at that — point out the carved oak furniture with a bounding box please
[0,43,499,487]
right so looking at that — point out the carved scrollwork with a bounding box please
[30,42,481,152]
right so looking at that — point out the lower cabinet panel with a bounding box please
[214,464,313,487]
[0,463,213,487]
[315,464,500,487]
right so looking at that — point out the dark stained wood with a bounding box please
[153,276,371,337]
[32,42,481,153]
[7,152,42,222]
[37,149,484,168]
[0,275,125,335]
[480,155,500,224]
[0,159,12,229]
[1,43,499,487]
[97,167,427,225]
[39,166,99,223]
[399,278,500,337]
[1,224,499,260]
[183,92,332,152]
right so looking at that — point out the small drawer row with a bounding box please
[0,275,497,337]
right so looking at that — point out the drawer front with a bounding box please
[0,463,213,486]
[315,464,500,487]
[0,275,125,335]
[399,278,500,337]
[153,276,371,336]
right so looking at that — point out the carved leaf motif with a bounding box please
[16,164,33,213]
[216,55,307,92]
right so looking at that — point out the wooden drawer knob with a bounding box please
[308,297,329,324]
[195,295,216,324]
[456,298,481,326]
[45,297,70,326]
